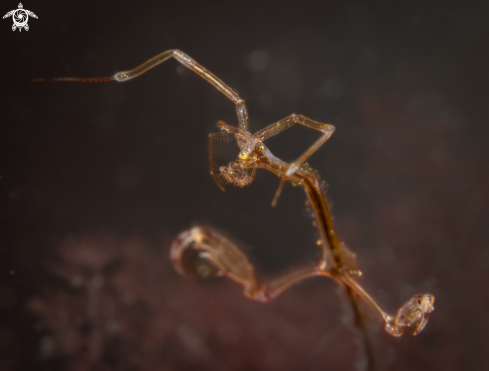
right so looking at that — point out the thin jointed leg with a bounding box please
[255,114,335,176]
[254,114,335,205]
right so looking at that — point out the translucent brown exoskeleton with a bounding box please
[37,50,435,356]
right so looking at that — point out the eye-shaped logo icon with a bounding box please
[3,3,37,32]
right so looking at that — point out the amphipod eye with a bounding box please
[256,142,265,151]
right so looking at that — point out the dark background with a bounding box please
[1,0,489,370]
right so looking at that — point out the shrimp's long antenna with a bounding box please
[33,77,115,83]
[33,50,251,132]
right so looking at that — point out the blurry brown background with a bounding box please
[1,0,488,370]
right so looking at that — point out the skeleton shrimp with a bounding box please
[37,49,434,344]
